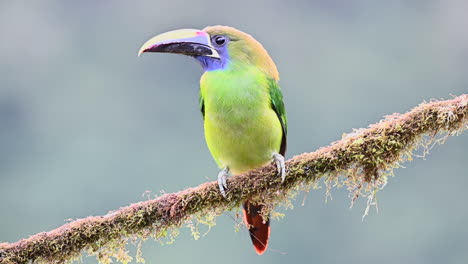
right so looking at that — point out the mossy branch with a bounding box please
[1,95,467,264]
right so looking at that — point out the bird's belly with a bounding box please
[204,107,282,175]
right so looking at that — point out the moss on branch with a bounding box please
[0,95,467,264]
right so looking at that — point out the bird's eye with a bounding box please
[213,35,227,46]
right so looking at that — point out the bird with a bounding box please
[138,25,287,255]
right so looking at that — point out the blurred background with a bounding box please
[1,0,467,263]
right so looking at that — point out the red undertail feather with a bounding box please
[242,201,270,255]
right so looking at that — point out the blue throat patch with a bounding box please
[195,46,229,71]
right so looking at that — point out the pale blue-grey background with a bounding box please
[0,1,467,263]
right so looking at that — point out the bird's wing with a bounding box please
[268,79,287,156]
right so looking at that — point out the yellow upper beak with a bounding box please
[138,28,220,58]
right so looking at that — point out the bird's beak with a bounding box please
[138,29,220,58]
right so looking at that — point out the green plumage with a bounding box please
[199,77,287,156]
[268,78,287,156]
[200,67,286,175]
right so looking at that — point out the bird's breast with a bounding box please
[200,70,282,174]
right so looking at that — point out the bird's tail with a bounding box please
[242,201,270,255]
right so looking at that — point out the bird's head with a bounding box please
[138,25,278,80]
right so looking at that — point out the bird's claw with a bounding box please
[218,167,229,198]
[272,153,286,182]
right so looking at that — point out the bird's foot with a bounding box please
[272,153,286,182]
[218,167,229,198]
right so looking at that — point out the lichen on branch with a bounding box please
[0,95,467,264]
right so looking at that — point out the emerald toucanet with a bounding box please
[138,25,287,255]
